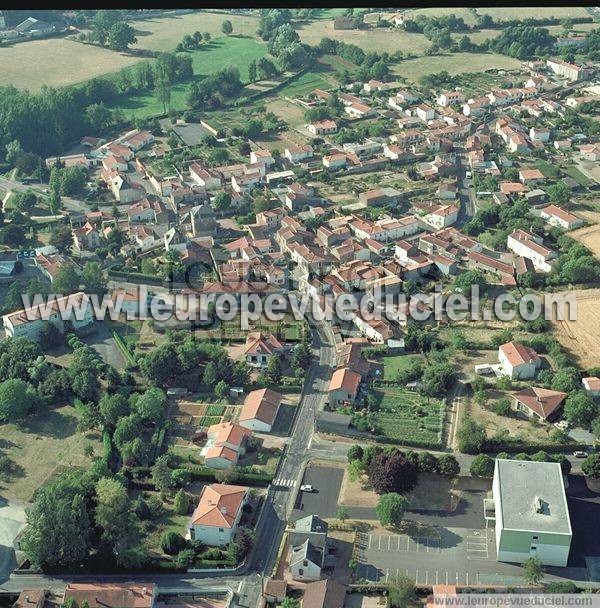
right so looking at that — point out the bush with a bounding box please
[160,531,187,555]
[437,454,460,477]
[470,454,495,478]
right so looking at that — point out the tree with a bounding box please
[470,454,495,478]
[336,506,349,523]
[551,367,580,393]
[417,451,438,473]
[582,453,600,478]
[248,59,257,82]
[20,472,91,567]
[457,416,486,454]
[95,477,134,550]
[523,556,543,585]
[547,181,570,206]
[375,493,409,528]
[108,22,137,51]
[437,454,460,477]
[281,599,300,608]
[160,531,187,555]
[213,191,231,213]
[140,343,180,386]
[0,224,27,247]
[215,380,229,400]
[563,391,597,428]
[156,78,172,114]
[348,459,364,482]
[222,20,233,35]
[6,139,23,165]
[152,454,172,495]
[174,489,190,515]
[49,224,73,253]
[132,387,167,424]
[454,270,487,294]
[264,353,282,385]
[52,264,80,295]
[99,393,129,427]
[368,451,418,495]
[347,444,364,463]
[388,573,416,608]
[0,378,37,422]
[82,261,107,296]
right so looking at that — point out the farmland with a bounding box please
[551,288,600,369]
[392,52,522,83]
[0,405,102,501]
[108,36,268,118]
[132,10,261,51]
[477,7,592,20]
[297,19,432,55]
[0,38,140,91]
[369,387,446,447]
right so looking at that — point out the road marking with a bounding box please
[388,536,391,550]
[378,536,382,550]
[436,571,439,584]
[425,570,429,584]
[273,478,296,487]
[368,534,372,549]
[446,571,449,584]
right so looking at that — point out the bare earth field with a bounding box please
[570,224,600,261]
[0,38,140,90]
[552,289,600,369]
[477,7,591,20]
[392,52,522,83]
[297,21,431,55]
[133,11,260,52]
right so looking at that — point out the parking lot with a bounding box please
[356,527,535,586]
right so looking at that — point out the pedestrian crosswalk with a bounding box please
[273,478,296,488]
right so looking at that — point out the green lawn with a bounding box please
[277,70,332,98]
[382,354,425,381]
[370,387,445,447]
[108,36,268,118]
[534,159,561,179]
[562,166,591,187]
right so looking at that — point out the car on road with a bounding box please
[573,451,588,458]
[300,484,314,492]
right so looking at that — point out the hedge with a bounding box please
[128,465,273,487]
[112,331,137,365]
[107,266,164,286]
[483,441,588,454]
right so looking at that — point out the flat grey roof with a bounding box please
[495,459,571,535]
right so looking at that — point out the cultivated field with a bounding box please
[551,288,600,369]
[370,387,445,447]
[570,224,600,262]
[0,405,101,502]
[297,20,431,55]
[392,52,522,83]
[0,38,140,91]
[477,7,592,21]
[133,11,261,52]
[408,7,479,26]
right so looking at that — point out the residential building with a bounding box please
[239,388,283,432]
[284,145,313,163]
[546,58,591,81]
[188,484,249,546]
[288,515,329,582]
[507,230,557,272]
[498,341,541,380]
[328,367,361,405]
[540,205,583,230]
[63,584,156,608]
[307,119,338,135]
[512,387,567,421]
[423,204,459,230]
[582,377,600,397]
[3,292,93,341]
[301,580,347,608]
[243,331,284,367]
[489,459,571,567]
[203,422,252,469]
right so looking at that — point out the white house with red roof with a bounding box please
[540,205,583,231]
[239,388,283,433]
[188,483,249,546]
[512,387,567,421]
[582,377,600,397]
[243,331,284,368]
[202,422,252,469]
[328,368,361,405]
[498,341,541,380]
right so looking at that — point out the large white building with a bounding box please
[488,459,572,567]
[3,291,93,342]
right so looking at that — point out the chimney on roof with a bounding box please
[221,506,228,515]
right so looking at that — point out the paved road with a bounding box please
[0,177,88,214]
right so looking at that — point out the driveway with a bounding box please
[0,499,27,584]
[83,321,126,370]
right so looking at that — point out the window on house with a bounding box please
[219,528,224,532]
[299,569,304,575]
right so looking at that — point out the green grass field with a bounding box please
[108,36,268,118]
[277,70,332,98]
[562,166,591,187]
[392,52,522,83]
[370,387,445,447]
[382,354,425,381]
